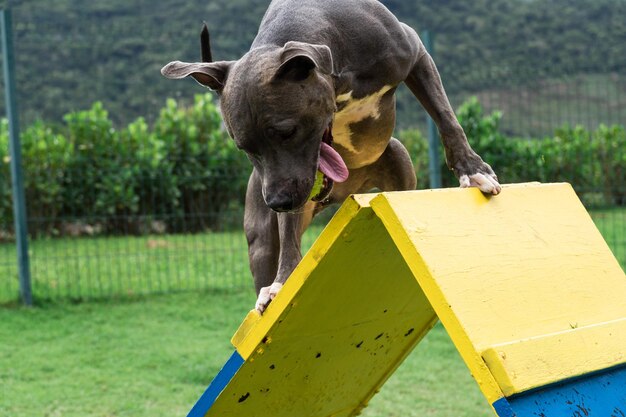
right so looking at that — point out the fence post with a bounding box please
[1,9,33,306]
[421,30,442,189]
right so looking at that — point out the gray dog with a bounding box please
[162,0,501,313]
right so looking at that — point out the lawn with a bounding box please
[590,207,626,268]
[1,206,624,304]
[0,224,326,304]
[0,290,490,417]
[1,205,624,416]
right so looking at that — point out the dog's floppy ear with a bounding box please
[275,41,334,81]
[161,60,234,91]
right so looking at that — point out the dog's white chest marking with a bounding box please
[333,85,393,154]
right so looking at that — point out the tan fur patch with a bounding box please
[333,85,393,154]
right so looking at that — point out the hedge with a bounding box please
[399,97,626,206]
[1,95,624,238]
[0,94,249,236]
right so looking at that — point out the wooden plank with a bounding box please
[189,183,626,417]
[370,183,626,402]
[196,195,438,417]
[231,194,376,360]
[482,317,626,396]
[493,363,626,417]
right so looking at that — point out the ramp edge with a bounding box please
[482,317,626,396]
[187,350,245,417]
[492,363,626,417]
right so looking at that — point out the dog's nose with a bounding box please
[265,194,295,212]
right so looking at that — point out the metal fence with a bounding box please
[1,2,625,304]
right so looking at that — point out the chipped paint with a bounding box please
[497,363,626,416]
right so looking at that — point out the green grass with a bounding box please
[0,225,326,304]
[590,207,626,268]
[0,290,489,417]
[1,207,623,416]
[1,207,624,304]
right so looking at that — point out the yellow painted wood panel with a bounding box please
[482,317,626,396]
[199,183,626,417]
[232,196,364,359]
[212,196,438,417]
[371,183,626,399]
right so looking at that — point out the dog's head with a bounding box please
[162,33,340,212]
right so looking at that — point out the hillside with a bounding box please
[4,0,626,130]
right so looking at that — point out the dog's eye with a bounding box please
[235,139,261,158]
[267,126,296,140]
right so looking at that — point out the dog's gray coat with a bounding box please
[162,0,501,312]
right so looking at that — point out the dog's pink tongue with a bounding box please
[319,142,349,183]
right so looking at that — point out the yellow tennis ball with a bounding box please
[309,171,325,200]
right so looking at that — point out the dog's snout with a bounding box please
[265,194,295,212]
[263,176,314,212]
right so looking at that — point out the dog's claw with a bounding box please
[459,173,501,195]
[255,282,284,314]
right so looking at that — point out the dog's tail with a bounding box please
[201,22,212,63]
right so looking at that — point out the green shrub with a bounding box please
[0,94,251,237]
[63,102,141,230]
[21,121,72,235]
[154,94,249,232]
[456,96,519,185]
[596,124,626,205]
[397,129,430,189]
[401,97,625,207]
[120,116,179,232]
[410,96,509,187]
[60,102,176,234]
[2,95,625,239]
[539,126,598,187]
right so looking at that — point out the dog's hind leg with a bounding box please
[330,137,416,199]
[372,137,417,192]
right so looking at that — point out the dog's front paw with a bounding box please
[459,171,501,195]
[452,151,501,195]
[255,282,283,314]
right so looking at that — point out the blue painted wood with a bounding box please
[187,351,244,417]
[492,364,626,417]
[492,398,515,417]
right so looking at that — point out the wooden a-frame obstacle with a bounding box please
[189,183,626,417]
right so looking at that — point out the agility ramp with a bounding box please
[189,183,626,417]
